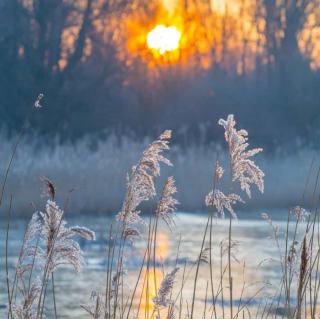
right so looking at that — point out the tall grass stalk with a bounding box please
[5,195,13,319]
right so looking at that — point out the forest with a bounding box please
[0,0,319,149]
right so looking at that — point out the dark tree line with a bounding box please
[0,0,319,149]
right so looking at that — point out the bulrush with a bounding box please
[297,236,309,319]
[218,114,264,198]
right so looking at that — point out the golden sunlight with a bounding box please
[137,268,163,319]
[109,0,320,71]
[147,25,181,55]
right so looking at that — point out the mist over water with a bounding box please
[0,134,317,217]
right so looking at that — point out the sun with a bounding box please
[147,25,181,55]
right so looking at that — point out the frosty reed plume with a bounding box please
[206,114,264,219]
[9,198,95,319]
[116,130,173,240]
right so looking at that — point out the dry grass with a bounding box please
[2,108,320,319]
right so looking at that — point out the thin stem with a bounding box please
[190,215,210,319]
[5,195,13,319]
[0,105,36,208]
[0,128,25,207]
[52,273,58,319]
[228,214,233,319]
[105,223,113,319]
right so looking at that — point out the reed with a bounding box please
[2,111,320,319]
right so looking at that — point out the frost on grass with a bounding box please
[261,212,280,239]
[39,200,95,273]
[13,213,43,319]
[215,161,224,180]
[117,130,172,240]
[153,267,179,309]
[12,279,41,319]
[205,189,244,219]
[16,213,43,276]
[12,199,95,318]
[81,291,105,319]
[206,115,264,219]
[17,200,96,274]
[156,176,179,228]
[287,240,299,267]
[290,206,310,222]
[219,114,264,198]
[81,269,127,318]
[69,226,96,240]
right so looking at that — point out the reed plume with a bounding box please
[12,279,41,319]
[117,130,172,239]
[11,214,43,319]
[261,212,280,239]
[153,267,179,309]
[156,176,179,228]
[218,114,264,198]
[11,199,95,319]
[39,200,95,273]
[16,213,43,276]
[290,206,310,222]
[205,189,244,219]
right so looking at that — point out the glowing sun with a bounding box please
[147,25,181,55]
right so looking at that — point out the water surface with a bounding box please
[0,211,307,318]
